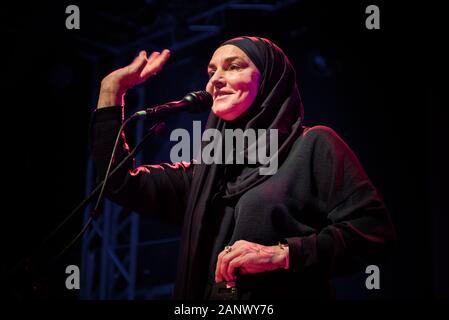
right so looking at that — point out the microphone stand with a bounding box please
[9,91,211,298]
[52,119,166,262]
[11,116,166,279]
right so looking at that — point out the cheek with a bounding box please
[237,80,258,104]
[233,71,259,97]
[205,81,213,94]
[250,72,261,95]
[248,81,259,98]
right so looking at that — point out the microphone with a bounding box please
[133,90,212,118]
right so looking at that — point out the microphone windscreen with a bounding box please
[184,91,212,113]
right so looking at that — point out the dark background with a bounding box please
[0,0,447,301]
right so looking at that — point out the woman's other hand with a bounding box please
[214,239,289,285]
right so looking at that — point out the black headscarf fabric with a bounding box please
[174,36,305,299]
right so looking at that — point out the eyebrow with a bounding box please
[207,56,245,69]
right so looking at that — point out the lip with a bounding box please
[215,94,231,101]
[215,91,233,100]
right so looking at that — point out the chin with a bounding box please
[212,106,238,121]
[213,111,237,121]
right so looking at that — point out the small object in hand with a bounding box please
[224,245,232,254]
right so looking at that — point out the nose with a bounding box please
[209,71,225,90]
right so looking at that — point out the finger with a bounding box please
[219,247,243,281]
[215,250,227,283]
[140,49,170,80]
[132,50,148,65]
[141,49,170,78]
[215,246,234,282]
[226,257,243,281]
[130,50,145,63]
[128,51,150,75]
[138,50,147,60]
[146,51,161,64]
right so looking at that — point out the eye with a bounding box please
[229,64,242,70]
[208,70,215,79]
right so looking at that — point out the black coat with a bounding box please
[91,106,396,299]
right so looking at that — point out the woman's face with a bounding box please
[206,45,261,121]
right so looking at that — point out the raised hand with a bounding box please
[97,49,171,108]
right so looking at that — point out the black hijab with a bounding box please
[174,36,305,299]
